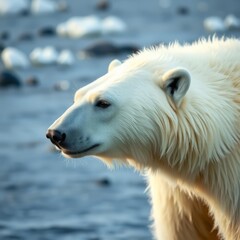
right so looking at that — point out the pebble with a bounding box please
[0,42,5,53]
[80,41,139,57]
[0,0,29,15]
[96,0,110,11]
[54,80,70,91]
[224,14,240,30]
[25,76,39,86]
[176,6,190,16]
[38,26,56,36]
[119,44,139,54]
[30,46,58,65]
[0,31,10,41]
[95,177,111,187]
[1,47,29,69]
[80,41,118,57]
[0,70,22,88]
[18,32,34,41]
[203,16,226,32]
[57,50,74,66]
[58,0,68,12]
[19,8,30,16]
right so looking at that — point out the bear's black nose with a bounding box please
[46,129,66,146]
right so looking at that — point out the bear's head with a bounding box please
[47,56,191,169]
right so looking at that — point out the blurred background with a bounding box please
[0,0,240,239]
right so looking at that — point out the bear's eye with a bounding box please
[95,99,111,109]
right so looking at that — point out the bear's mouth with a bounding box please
[62,143,101,156]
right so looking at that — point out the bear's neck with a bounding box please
[146,147,240,239]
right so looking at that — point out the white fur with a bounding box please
[48,37,240,240]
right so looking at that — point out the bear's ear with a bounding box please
[108,59,122,72]
[160,68,191,109]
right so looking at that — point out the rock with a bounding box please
[30,46,58,65]
[19,8,30,16]
[80,41,139,57]
[18,32,34,41]
[101,16,127,34]
[0,31,10,41]
[38,26,56,36]
[1,47,29,69]
[224,14,240,30]
[0,0,29,15]
[176,6,190,15]
[0,70,22,88]
[95,177,111,187]
[54,80,70,91]
[0,42,5,53]
[25,76,39,86]
[203,16,226,32]
[96,0,109,11]
[119,45,139,54]
[57,50,74,66]
[80,41,119,57]
[56,16,102,38]
[31,0,58,14]
[58,0,68,12]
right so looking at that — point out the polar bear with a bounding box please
[46,38,240,240]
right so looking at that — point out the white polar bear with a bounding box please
[47,38,240,240]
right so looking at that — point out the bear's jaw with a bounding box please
[61,143,101,158]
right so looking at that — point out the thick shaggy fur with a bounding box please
[48,38,240,240]
[124,38,240,240]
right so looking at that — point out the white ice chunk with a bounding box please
[224,14,240,30]
[1,47,29,69]
[0,0,28,15]
[56,16,102,38]
[31,0,57,14]
[57,50,74,66]
[203,16,226,32]
[30,46,58,65]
